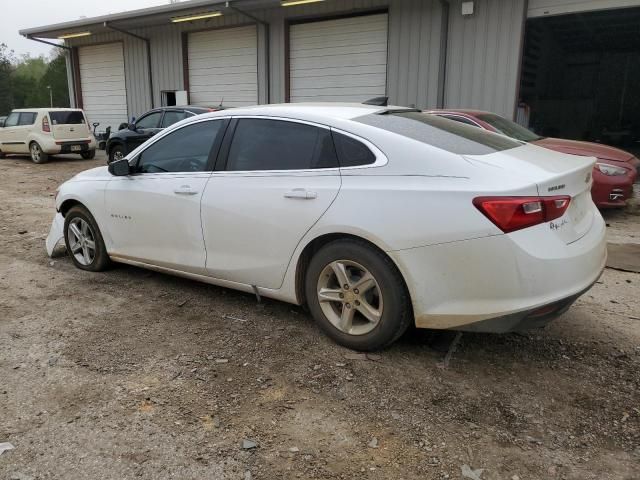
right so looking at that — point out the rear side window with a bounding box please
[161,110,190,128]
[226,119,338,171]
[18,113,37,126]
[332,132,376,167]
[355,111,521,155]
[50,111,85,125]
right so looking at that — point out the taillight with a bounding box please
[42,116,51,133]
[473,196,571,233]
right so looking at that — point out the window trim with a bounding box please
[216,115,386,174]
[128,117,230,175]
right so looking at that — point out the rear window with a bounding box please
[50,111,86,125]
[355,111,521,155]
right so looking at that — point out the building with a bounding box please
[20,0,640,146]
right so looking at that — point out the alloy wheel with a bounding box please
[67,217,96,266]
[316,260,383,335]
[30,144,41,162]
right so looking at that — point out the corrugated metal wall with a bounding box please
[444,0,527,119]
[66,0,445,117]
[63,0,536,121]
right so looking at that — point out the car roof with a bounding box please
[198,103,411,123]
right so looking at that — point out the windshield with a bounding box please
[355,111,521,155]
[476,113,542,142]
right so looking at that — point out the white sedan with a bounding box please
[46,104,607,351]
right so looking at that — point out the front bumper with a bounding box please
[389,213,607,332]
[592,169,635,208]
[46,213,65,257]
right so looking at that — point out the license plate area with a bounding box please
[70,145,82,152]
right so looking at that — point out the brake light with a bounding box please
[473,196,571,233]
[42,116,51,133]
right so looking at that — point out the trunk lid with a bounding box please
[465,143,596,244]
[49,110,92,141]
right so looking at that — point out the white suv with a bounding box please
[0,108,97,163]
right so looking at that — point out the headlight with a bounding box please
[596,162,627,176]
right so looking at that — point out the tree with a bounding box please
[40,52,70,108]
[0,44,14,115]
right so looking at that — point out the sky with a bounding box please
[0,0,171,58]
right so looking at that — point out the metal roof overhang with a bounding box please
[19,0,279,39]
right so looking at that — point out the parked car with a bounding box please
[0,109,97,163]
[106,106,216,163]
[46,104,606,351]
[425,109,639,208]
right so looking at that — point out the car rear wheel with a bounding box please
[305,239,411,351]
[108,145,126,164]
[30,142,48,164]
[64,206,110,272]
[81,150,96,160]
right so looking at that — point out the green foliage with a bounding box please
[0,44,69,116]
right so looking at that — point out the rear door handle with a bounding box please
[174,185,199,195]
[284,188,317,200]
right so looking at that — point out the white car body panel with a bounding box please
[48,103,607,332]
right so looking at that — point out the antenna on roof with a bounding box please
[363,96,389,107]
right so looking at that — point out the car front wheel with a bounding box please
[64,206,110,272]
[305,239,411,351]
[30,142,49,164]
[108,145,126,164]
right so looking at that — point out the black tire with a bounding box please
[108,144,126,164]
[63,205,111,272]
[0,151,6,159]
[305,239,411,351]
[81,149,96,160]
[29,142,49,164]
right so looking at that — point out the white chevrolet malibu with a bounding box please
[46,104,606,351]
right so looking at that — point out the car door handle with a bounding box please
[284,188,317,200]
[174,185,199,195]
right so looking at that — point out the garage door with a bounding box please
[289,14,389,103]
[528,0,640,17]
[188,26,258,107]
[78,43,128,133]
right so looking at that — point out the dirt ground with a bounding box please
[0,152,638,480]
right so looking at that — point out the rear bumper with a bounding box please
[592,169,635,208]
[42,138,97,154]
[389,212,607,332]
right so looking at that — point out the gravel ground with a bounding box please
[0,152,638,480]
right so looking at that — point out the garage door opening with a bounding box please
[519,6,640,153]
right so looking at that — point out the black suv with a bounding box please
[106,106,214,163]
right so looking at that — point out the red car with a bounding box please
[425,110,639,209]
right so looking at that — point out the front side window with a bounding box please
[18,113,37,126]
[4,112,19,128]
[135,120,224,173]
[161,110,190,128]
[135,112,162,130]
[226,118,338,171]
[355,111,521,155]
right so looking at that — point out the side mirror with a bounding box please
[108,158,131,176]
[128,123,137,131]
[118,122,128,131]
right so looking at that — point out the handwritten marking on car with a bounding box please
[549,219,569,230]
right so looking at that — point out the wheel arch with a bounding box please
[106,139,125,157]
[293,232,413,313]
[59,198,86,218]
